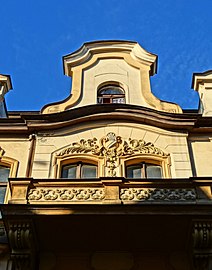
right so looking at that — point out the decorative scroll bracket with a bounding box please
[192,220,212,270]
[6,220,37,270]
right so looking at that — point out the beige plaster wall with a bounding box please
[32,122,192,179]
[189,137,212,176]
[74,59,149,108]
[0,136,30,177]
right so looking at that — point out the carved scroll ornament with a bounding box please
[56,133,168,177]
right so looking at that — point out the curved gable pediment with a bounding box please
[41,40,182,114]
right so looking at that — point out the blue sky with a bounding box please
[1,0,212,111]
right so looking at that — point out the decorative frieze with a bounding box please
[120,188,196,201]
[56,132,168,157]
[27,186,197,203]
[28,188,105,202]
[56,132,168,177]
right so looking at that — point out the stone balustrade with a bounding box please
[8,177,212,205]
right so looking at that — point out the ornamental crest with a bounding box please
[56,132,168,177]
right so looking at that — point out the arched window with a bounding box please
[61,162,97,179]
[97,85,125,104]
[126,162,162,179]
[0,165,10,203]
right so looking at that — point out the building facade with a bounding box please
[0,40,212,269]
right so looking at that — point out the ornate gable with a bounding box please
[41,41,182,114]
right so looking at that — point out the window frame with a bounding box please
[126,162,163,179]
[97,84,125,104]
[123,154,171,179]
[0,164,10,203]
[61,161,98,179]
[54,154,100,179]
[0,157,18,203]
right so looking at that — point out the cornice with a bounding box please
[2,203,212,216]
[0,104,209,133]
[0,74,12,91]
[192,70,212,90]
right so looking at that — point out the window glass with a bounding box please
[81,164,97,178]
[62,164,77,178]
[61,163,97,179]
[0,187,6,204]
[0,165,10,205]
[126,163,162,179]
[99,88,123,95]
[97,85,125,104]
[146,164,162,178]
[112,98,125,103]
[126,165,143,178]
[0,165,10,182]
[97,97,111,104]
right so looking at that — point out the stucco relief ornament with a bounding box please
[96,132,123,176]
[28,188,105,202]
[56,132,168,177]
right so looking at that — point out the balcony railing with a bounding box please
[7,177,212,205]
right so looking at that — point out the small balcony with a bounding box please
[2,177,212,270]
[8,177,212,205]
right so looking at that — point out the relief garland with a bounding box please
[56,132,169,177]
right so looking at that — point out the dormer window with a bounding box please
[97,85,125,104]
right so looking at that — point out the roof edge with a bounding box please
[63,40,158,76]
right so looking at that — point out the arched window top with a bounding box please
[98,85,124,95]
[97,84,125,104]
